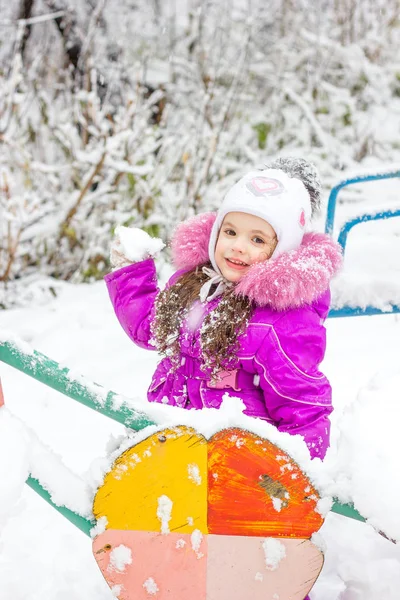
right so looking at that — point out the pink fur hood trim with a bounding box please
[171,212,342,311]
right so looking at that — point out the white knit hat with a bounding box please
[208,169,312,273]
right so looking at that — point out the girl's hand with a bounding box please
[110,226,165,270]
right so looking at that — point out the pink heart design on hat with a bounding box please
[246,177,285,197]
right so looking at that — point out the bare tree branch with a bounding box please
[79,0,108,71]
[17,0,35,56]
[59,150,107,239]
[43,0,83,74]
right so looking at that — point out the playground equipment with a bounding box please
[326,166,400,317]
[0,338,366,537]
[0,337,367,599]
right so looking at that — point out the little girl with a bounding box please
[105,157,342,460]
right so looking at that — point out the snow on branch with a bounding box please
[0,0,400,303]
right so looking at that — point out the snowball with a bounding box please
[116,226,164,262]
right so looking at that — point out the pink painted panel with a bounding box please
[93,530,207,600]
[207,535,323,600]
[93,530,322,600]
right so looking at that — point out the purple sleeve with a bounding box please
[104,259,159,350]
[253,314,333,459]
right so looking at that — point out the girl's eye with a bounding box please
[224,229,236,236]
[253,237,265,244]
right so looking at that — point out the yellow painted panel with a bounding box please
[93,426,208,534]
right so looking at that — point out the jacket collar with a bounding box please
[170,212,342,311]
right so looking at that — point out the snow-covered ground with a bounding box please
[1,240,400,598]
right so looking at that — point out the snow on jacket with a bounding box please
[105,213,342,459]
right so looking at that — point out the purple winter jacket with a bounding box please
[105,212,342,459]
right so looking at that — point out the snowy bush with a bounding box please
[1,0,400,306]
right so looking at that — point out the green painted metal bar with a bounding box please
[26,476,94,537]
[0,337,373,531]
[330,499,365,522]
[0,339,156,431]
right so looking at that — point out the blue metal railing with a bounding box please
[326,168,400,318]
[336,208,400,252]
[325,169,400,236]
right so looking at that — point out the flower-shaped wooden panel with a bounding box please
[92,426,324,600]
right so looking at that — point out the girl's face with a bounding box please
[214,212,277,282]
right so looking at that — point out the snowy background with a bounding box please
[2,0,400,303]
[1,0,400,598]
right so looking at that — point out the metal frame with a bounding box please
[0,339,157,537]
[326,168,400,318]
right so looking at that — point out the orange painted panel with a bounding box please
[208,428,323,537]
